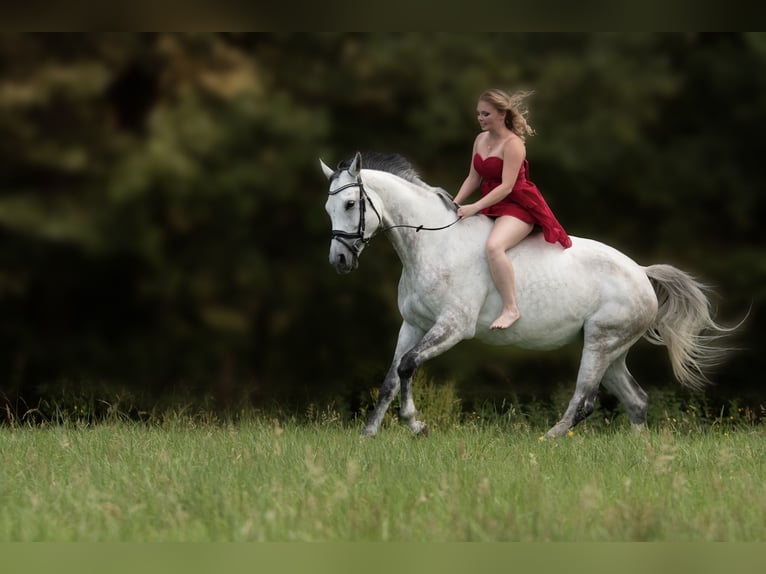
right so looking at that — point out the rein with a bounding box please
[329,176,459,255]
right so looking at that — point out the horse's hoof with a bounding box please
[409,420,429,437]
[544,422,570,440]
[360,427,377,438]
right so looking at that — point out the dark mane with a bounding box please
[334,152,454,205]
[334,152,425,186]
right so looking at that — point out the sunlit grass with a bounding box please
[1,401,764,541]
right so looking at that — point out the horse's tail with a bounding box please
[643,264,735,390]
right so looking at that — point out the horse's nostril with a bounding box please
[338,254,347,266]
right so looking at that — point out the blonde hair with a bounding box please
[479,89,535,140]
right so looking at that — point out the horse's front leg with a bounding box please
[362,322,424,437]
[396,319,466,436]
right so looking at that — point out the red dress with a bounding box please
[473,153,572,249]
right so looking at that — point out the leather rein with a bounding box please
[329,175,460,257]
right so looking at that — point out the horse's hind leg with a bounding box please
[601,353,648,432]
[545,347,611,439]
[545,327,643,439]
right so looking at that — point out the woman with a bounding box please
[454,89,572,330]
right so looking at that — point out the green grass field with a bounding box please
[1,390,764,542]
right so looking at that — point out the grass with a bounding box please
[1,389,764,542]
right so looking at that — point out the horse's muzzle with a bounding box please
[330,239,362,274]
[333,252,358,274]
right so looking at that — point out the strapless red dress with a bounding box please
[473,153,572,248]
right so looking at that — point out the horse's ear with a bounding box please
[319,159,334,180]
[348,151,362,178]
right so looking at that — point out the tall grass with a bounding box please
[1,379,764,542]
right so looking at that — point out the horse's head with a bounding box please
[321,152,384,274]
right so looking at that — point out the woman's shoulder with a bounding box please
[501,134,526,158]
[471,132,488,156]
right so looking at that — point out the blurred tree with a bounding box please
[0,33,762,415]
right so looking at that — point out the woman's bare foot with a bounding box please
[490,307,520,330]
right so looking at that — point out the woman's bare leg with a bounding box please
[485,216,534,329]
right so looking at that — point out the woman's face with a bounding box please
[476,99,505,131]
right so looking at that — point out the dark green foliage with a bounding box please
[0,34,762,415]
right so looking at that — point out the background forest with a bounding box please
[0,33,763,419]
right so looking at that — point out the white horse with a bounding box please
[321,152,731,438]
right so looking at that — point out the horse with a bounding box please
[321,151,732,439]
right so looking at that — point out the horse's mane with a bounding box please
[335,152,455,207]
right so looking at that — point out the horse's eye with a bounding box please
[345,200,356,210]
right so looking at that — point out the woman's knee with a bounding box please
[485,235,506,257]
[486,228,516,255]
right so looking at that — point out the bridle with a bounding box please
[328,173,460,260]
[328,176,382,258]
